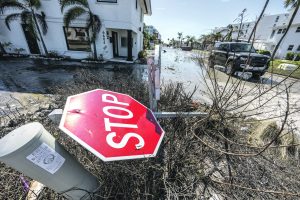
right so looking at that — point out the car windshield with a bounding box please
[230,43,256,53]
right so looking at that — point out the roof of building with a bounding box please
[142,0,152,15]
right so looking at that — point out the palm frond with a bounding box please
[63,6,86,27]
[59,0,88,12]
[284,0,299,8]
[27,0,42,9]
[0,1,26,13]
[35,11,47,34]
[4,12,21,30]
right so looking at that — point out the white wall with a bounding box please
[214,10,300,59]
[0,0,147,60]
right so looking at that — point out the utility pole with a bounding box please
[248,0,269,43]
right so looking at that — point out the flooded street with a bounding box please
[0,59,147,124]
[1,50,300,132]
[160,48,211,103]
[0,59,147,94]
[160,48,300,134]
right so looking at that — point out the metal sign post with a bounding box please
[147,45,162,112]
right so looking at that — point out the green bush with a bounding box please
[138,50,147,59]
[257,50,271,56]
[294,53,300,61]
[285,52,295,60]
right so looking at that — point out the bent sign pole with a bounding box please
[59,89,165,162]
[148,45,162,112]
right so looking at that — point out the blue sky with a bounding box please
[144,0,289,41]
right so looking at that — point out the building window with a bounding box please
[64,27,91,51]
[296,27,300,32]
[282,28,287,33]
[287,45,294,51]
[275,16,280,22]
[270,30,275,38]
[277,29,282,34]
[121,37,127,47]
[297,45,300,51]
[97,0,117,2]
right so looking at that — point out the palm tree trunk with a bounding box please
[271,4,299,59]
[31,9,48,56]
[0,42,6,54]
[93,40,97,60]
[248,0,269,43]
[91,26,97,60]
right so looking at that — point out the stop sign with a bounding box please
[59,89,165,162]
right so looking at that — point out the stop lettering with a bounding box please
[59,89,165,162]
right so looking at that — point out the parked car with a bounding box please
[208,42,270,77]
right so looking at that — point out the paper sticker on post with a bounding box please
[26,143,65,174]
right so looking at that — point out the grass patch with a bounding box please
[268,60,300,79]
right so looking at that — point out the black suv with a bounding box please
[208,42,270,77]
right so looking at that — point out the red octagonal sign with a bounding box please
[59,89,165,162]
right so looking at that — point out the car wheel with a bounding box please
[225,61,235,75]
[208,57,215,68]
[252,73,262,79]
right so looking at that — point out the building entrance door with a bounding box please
[112,31,119,57]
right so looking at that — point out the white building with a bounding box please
[145,25,161,40]
[213,9,300,59]
[255,10,300,58]
[0,0,152,61]
[213,21,255,42]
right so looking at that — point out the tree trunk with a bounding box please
[248,0,269,43]
[0,42,6,54]
[31,9,48,56]
[91,26,97,60]
[93,40,97,60]
[271,4,299,60]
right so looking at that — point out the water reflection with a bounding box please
[0,58,148,94]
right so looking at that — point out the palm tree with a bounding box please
[0,25,6,54]
[185,35,192,46]
[0,2,7,54]
[170,38,176,47]
[224,25,234,41]
[0,0,48,55]
[248,0,270,43]
[271,0,300,59]
[177,32,183,47]
[60,0,101,60]
[213,32,222,43]
[189,36,196,49]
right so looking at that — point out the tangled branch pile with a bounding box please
[1,67,300,199]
